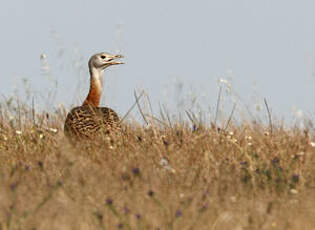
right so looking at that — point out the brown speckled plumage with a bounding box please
[64,105,120,138]
[64,52,124,139]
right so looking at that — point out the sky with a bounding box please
[1,0,315,123]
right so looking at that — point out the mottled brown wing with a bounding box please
[97,106,121,133]
[64,105,121,139]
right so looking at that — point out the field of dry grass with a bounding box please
[0,97,315,230]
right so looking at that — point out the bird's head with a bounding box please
[89,52,124,70]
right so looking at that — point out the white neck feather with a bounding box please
[90,67,104,90]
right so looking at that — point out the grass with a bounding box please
[2,49,315,229]
[0,95,315,230]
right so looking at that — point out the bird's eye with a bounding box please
[101,55,106,59]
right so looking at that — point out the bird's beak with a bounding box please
[108,54,124,65]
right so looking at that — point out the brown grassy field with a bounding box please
[0,98,315,230]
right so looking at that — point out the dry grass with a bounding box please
[0,98,315,230]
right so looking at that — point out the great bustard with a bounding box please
[64,52,124,139]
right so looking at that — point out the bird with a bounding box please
[64,52,124,139]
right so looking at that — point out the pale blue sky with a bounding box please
[1,0,315,122]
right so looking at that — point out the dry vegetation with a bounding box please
[0,96,315,230]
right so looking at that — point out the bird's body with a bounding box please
[64,105,120,138]
[64,52,124,140]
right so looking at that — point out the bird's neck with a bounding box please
[83,67,104,107]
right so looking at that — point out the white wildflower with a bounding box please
[160,157,176,173]
[219,78,229,85]
[295,110,304,119]
[40,53,47,60]
[160,157,169,167]
[15,130,22,135]
[48,128,58,133]
[218,78,231,92]
[144,123,153,130]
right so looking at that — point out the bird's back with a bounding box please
[64,105,121,139]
